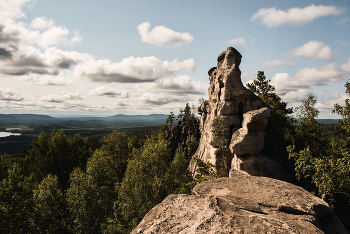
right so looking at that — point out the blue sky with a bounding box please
[0,0,349,118]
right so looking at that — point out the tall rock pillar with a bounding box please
[189,47,270,177]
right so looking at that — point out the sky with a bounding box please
[0,0,349,118]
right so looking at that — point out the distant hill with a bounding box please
[316,119,340,124]
[0,113,168,129]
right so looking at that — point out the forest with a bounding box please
[1,72,350,233]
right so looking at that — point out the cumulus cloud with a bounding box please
[30,17,55,29]
[263,60,295,67]
[271,63,346,93]
[341,59,350,72]
[284,41,334,60]
[0,1,82,51]
[251,4,345,28]
[280,89,316,102]
[153,75,206,95]
[89,86,128,97]
[139,92,190,105]
[316,92,350,113]
[74,56,196,83]
[0,87,31,101]
[0,0,31,24]
[40,91,84,103]
[137,22,193,47]
[227,37,246,45]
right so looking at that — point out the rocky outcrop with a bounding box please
[131,176,348,234]
[189,47,287,179]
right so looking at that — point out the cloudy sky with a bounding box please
[0,0,349,118]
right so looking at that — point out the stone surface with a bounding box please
[189,47,269,177]
[132,176,348,234]
[229,152,295,182]
[229,128,264,155]
[242,107,270,131]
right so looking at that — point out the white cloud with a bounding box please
[139,92,190,105]
[251,4,345,28]
[137,21,194,47]
[0,0,31,24]
[70,30,82,43]
[89,86,128,97]
[40,91,84,103]
[281,89,316,102]
[285,41,334,60]
[0,87,31,101]
[74,56,196,83]
[316,92,350,113]
[263,60,295,67]
[271,63,346,93]
[37,26,69,48]
[153,75,206,95]
[30,17,55,29]
[341,59,350,72]
[227,37,246,45]
[0,7,82,49]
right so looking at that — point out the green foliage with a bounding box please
[166,111,177,127]
[293,96,326,154]
[66,150,119,234]
[24,129,93,189]
[177,156,219,194]
[193,156,219,183]
[32,174,68,233]
[247,71,294,148]
[178,103,198,132]
[0,163,34,234]
[212,116,228,149]
[289,94,350,203]
[116,134,172,230]
[99,131,139,183]
[246,71,276,95]
[0,153,12,181]
[114,133,193,231]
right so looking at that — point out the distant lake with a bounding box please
[0,132,22,137]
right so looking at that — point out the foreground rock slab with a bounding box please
[132,176,348,234]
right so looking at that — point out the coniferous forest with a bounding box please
[1,72,350,233]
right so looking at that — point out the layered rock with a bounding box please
[132,176,348,234]
[189,47,277,178]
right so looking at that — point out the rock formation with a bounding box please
[189,47,285,178]
[132,176,348,234]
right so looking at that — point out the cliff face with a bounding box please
[189,47,274,178]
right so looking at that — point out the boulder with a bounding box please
[242,107,270,131]
[132,176,348,234]
[229,153,295,182]
[229,128,264,155]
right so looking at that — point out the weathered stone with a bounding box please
[229,128,264,155]
[229,153,295,182]
[242,107,270,131]
[132,176,348,234]
[189,47,269,177]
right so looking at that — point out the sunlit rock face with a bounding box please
[132,176,348,234]
[189,47,270,177]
